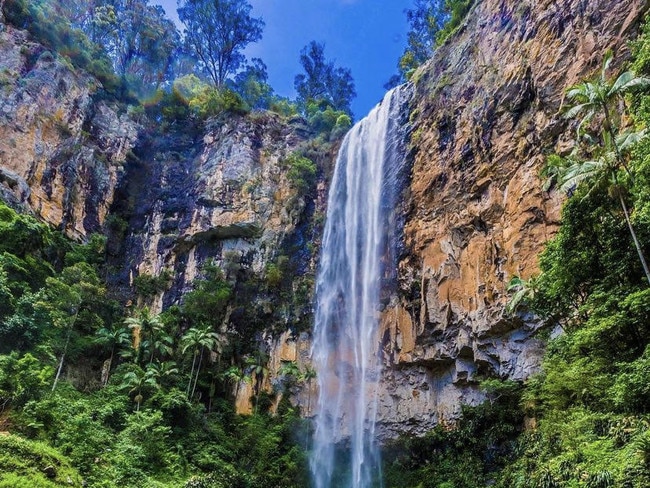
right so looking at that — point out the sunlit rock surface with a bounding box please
[0,22,138,239]
[373,0,647,438]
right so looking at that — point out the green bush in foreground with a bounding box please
[0,433,82,487]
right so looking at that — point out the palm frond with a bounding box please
[610,71,650,95]
[559,160,604,192]
[617,128,648,152]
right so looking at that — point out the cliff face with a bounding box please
[107,112,325,414]
[374,0,646,438]
[0,21,138,239]
[111,113,317,312]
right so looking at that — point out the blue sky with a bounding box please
[153,0,412,118]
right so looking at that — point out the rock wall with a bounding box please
[0,22,138,239]
[110,113,318,308]
[373,0,647,438]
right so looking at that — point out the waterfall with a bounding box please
[309,85,411,488]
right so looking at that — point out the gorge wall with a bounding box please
[0,0,646,437]
[374,0,647,438]
[0,16,138,240]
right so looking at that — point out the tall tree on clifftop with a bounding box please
[178,0,264,87]
[294,41,356,116]
[386,0,474,86]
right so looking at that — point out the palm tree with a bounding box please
[505,275,541,316]
[94,324,131,385]
[222,364,248,402]
[120,368,159,411]
[302,366,317,416]
[124,307,164,365]
[245,350,269,414]
[181,326,220,399]
[146,361,179,389]
[561,52,650,284]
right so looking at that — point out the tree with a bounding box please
[181,326,220,399]
[120,367,159,411]
[222,364,248,401]
[231,57,274,110]
[245,350,269,414]
[45,262,106,391]
[94,323,131,385]
[294,41,356,116]
[124,307,164,365]
[277,360,301,392]
[302,366,317,416]
[109,1,179,89]
[178,0,264,87]
[54,0,180,92]
[559,52,650,285]
[389,0,474,83]
[182,261,232,328]
[146,361,179,389]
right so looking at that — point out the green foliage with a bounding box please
[0,434,82,487]
[383,379,524,487]
[283,153,317,197]
[1,0,122,95]
[182,262,232,329]
[178,0,264,87]
[155,75,249,124]
[0,353,53,408]
[294,41,356,117]
[391,0,475,84]
[134,270,172,298]
[231,58,274,111]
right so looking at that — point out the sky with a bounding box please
[153,0,413,119]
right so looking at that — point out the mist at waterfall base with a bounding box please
[309,85,412,488]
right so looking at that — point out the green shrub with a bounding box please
[284,153,317,196]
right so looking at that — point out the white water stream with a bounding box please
[310,86,410,488]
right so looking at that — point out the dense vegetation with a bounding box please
[0,200,311,487]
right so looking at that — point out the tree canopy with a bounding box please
[178,0,264,87]
[294,41,356,116]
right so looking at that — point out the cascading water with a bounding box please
[310,85,411,488]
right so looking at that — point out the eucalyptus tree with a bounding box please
[560,52,650,284]
[294,41,356,116]
[178,0,264,87]
[181,326,220,399]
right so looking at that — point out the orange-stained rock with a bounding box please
[0,24,138,239]
[373,0,646,438]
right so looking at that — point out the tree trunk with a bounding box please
[619,193,650,285]
[52,323,74,392]
[191,346,204,399]
[186,350,197,398]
